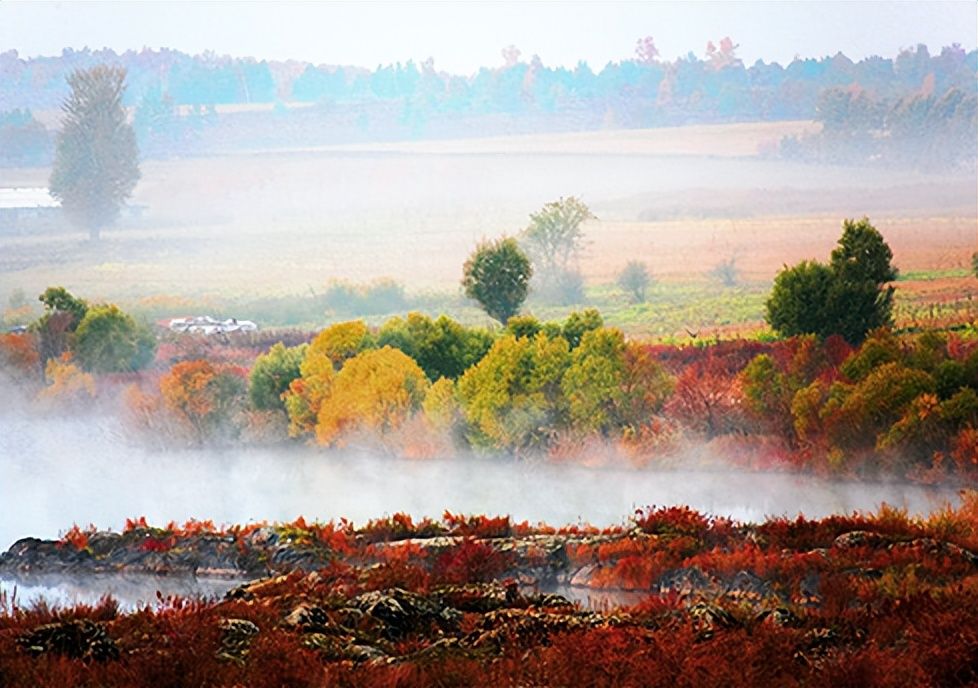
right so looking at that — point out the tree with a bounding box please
[766,218,897,344]
[617,261,651,303]
[249,342,307,412]
[49,65,141,241]
[830,217,898,285]
[766,260,837,339]
[521,197,595,302]
[562,308,603,349]
[562,328,628,435]
[377,312,493,381]
[74,304,156,373]
[457,332,570,451]
[33,286,89,363]
[521,197,595,279]
[315,347,429,445]
[462,237,532,324]
[160,360,247,443]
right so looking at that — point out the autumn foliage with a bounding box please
[8,498,978,687]
[159,359,247,443]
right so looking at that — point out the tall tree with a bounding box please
[49,65,140,241]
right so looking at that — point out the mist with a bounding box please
[0,409,960,553]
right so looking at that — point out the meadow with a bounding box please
[1,120,975,339]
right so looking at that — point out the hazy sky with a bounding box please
[1,1,975,72]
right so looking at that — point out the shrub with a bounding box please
[710,257,739,287]
[617,261,651,303]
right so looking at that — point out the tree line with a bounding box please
[3,41,974,164]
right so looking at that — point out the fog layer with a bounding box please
[0,412,961,552]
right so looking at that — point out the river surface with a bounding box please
[0,412,963,608]
[1,412,962,549]
[0,573,245,611]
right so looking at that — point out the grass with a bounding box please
[897,268,972,281]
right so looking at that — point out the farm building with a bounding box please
[0,187,61,234]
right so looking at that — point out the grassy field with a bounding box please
[1,121,975,338]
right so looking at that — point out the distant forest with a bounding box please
[0,40,975,166]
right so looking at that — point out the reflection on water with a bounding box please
[0,573,247,612]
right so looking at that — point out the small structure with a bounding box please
[168,316,258,335]
[0,187,61,233]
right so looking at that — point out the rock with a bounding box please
[216,618,260,663]
[1,537,95,575]
[353,588,459,639]
[833,531,888,549]
[284,604,333,633]
[17,619,119,661]
[656,567,716,596]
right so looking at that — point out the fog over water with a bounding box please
[0,411,961,553]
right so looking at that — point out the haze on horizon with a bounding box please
[1,1,975,73]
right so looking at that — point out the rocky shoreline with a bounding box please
[5,507,978,685]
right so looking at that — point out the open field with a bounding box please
[1,121,975,335]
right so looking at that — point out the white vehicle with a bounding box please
[167,316,258,335]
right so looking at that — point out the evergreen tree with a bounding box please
[49,66,140,241]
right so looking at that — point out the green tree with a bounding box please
[457,333,571,451]
[766,218,897,344]
[74,304,156,373]
[561,327,627,435]
[249,342,307,411]
[377,312,493,381]
[562,308,604,349]
[49,65,141,241]
[38,287,88,324]
[766,261,836,338]
[826,218,897,342]
[462,237,532,324]
[617,261,650,303]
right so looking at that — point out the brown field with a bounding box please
[583,215,976,283]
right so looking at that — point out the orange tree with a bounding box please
[160,359,247,443]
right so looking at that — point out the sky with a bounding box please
[0,1,976,73]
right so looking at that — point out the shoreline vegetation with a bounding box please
[4,499,978,686]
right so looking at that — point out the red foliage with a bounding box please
[432,538,513,584]
[58,524,96,551]
[442,512,512,538]
[0,332,39,375]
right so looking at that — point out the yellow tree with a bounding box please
[282,321,370,437]
[457,332,571,451]
[315,347,429,445]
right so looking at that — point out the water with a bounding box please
[0,412,961,553]
[0,573,245,612]
[0,411,963,609]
